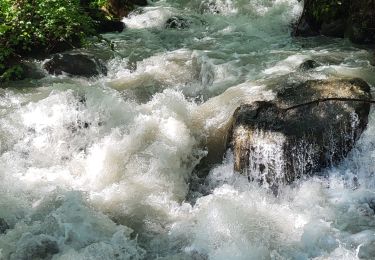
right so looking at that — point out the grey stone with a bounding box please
[43,54,107,77]
[165,16,190,30]
[228,78,371,186]
[321,19,346,38]
[293,16,319,37]
[298,60,320,71]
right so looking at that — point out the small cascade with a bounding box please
[233,116,361,191]
[229,79,371,189]
[234,127,286,188]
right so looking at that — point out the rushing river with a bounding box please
[1,0,375,259]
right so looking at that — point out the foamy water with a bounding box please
[1,0,375,259]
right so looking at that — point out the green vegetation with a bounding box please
[0,0,135,81]
[0,0,98,81]
[91,0,107,8]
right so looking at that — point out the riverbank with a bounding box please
[0,0,147,82]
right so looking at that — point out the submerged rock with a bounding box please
[228,78,371,186]
[43,54,107,77]
[358,241,375,259]
[3,61,46,81]
[0,218,9,234]
[165,16,190,29]
[199,0,221,14]
[298,59,320,71]
[10,233,59,260]
[19,62,46,80]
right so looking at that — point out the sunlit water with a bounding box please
[1,0,375,259]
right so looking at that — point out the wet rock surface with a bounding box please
[320,19,346,38]
[293,16,319,37]
[105,0,148,18]
[298,59,320,71]
[358,241,375,259]
[95,19,125,33]
[165,16,190,29]
[228,78,371,185]
[43,54,107,77]
[295,0,375,44]
[0,218,9,234]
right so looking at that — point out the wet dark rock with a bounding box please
[346,0,375,44]
[11,234,59,260]
[366,198,375,214]
[295,1,375,44]
[83,7,125,33]
[199,0,221,14]
[321,19,346,38]
[0,61,45,82]
[18,62,45,80]
[228,78,371,185]
[105,0,148,18]
[347,23,375,44]
[165,16,190,29]
[82,0,147,20]
[133,0,148,6]
[43,54,107,77]
[298,59,320,71]
[66,120,91,134]
[293,16,319,37]
[95,19,125,33]
[0,218,9,234]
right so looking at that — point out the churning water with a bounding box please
[1,0,375,259]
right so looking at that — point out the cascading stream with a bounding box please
[1,0,375,259]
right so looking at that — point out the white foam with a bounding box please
[1,0,375,259]
[122,7,175,29]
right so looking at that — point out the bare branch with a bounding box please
[284,98,375,111]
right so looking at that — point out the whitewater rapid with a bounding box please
[1,0,375,259]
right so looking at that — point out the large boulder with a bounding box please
[346,1,375,44]
[298,59,320,71]
[294,0,375,44]
[43,54,107,77]
[228,78,371,186]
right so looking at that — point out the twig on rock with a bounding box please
[285,97,375,111]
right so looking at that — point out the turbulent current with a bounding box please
[1,0,375,259]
